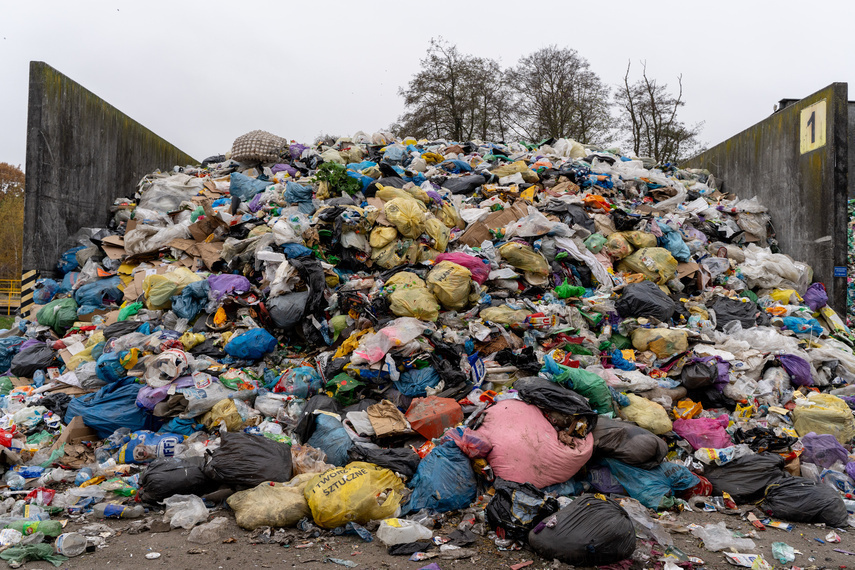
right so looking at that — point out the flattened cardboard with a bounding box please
[49,416,98,455]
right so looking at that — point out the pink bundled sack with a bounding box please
[435,252,490,284]
[673,415,732,450]
[475,399,593,488]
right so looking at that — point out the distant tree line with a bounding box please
[394,39,704,164]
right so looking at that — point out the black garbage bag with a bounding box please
[687,386,737,411]
[680,360,717,390]
[513,377,597,435]
[732,426,797,453]
[290,257,326,317]
[139,456,217,503]
[267,291,309,330]
[615,281,676,322]
[527,494,636,566]
[203,431,292,489]
[39,393,72,419]
[611,209,641,231]
[293,395,342,444]
[102,321,141,340]
[486,479,559,543]
[494,347,540,375]
[440,174,487,195]
[348,445,420,479]
[702,453,786,502]
[591,417,667,470]
[710,295,769,331]
[10,344,59,377]
[761,477,849,526]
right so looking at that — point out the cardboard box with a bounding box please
[49,416,99,454]
[458,201,529,247]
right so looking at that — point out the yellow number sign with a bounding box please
[800,99,826,154]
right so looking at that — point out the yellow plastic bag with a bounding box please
[770,289,803,304]
[304,462,405,529]
[673,399,703,419]
[384,272,426,290]
[631,328,688,359]
[384,198,427,239]
[792,393,855,443]
[371,241,406,269]
[376,185,412,203]
[617,247,678,284]
[498,242,549,275]
[202,399,243,432]
[142,267,203,309]
[622,231,657,249]
[227,473,315,530]
[424,218,450,252]
[180,332,205,351]
[389,288,440,321]
[65,331,105,371]
[490,160,539,183]
[432,202,464,229]
[426,261,472,311]
[480,305,529,325]
[619,394,673,435]
[369,226,398,249]
[603,233,633,259]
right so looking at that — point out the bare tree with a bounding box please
[396,38,509,141]
[616,61,703,163]
[508,46,613,144]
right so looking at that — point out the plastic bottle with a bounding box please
[92,504,144,519]
[54,532,87,557]
[6,520,62,537]
[74,467,93,486]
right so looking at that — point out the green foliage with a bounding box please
[313,162,361,196]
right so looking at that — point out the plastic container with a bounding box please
[376,518,432,546]
[6,519,62,537]
[55,532,87,557]
[92,504,145,519]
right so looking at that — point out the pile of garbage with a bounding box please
[1,129,854,567]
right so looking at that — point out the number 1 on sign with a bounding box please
[800,100,826,154]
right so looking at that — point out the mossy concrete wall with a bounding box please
[24,61,197,276]
[684,83,849,313]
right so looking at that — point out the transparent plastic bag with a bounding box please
[163,494,208,529]
[690,522,755,552]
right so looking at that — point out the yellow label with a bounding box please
[800,100,826,154]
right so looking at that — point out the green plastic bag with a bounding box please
[555,279,586,299]
[118,302,144,321]
[546,360,615,415]
[0,543,67,567]
[0,376,12,396]
[326,373,363,406]
[583,233,607,254]
[36,297,78,333]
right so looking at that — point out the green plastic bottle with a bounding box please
[7,519,63,537]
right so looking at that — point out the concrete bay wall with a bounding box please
[684,83,849,313]
[24,61,197,276]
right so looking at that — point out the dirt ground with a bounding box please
[8,505,855,570]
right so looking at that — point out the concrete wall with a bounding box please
[848,101,855,197]
[24,61,197,276]
[684,83,849,313]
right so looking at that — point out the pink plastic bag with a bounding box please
[475,399,593,488]
[672,415,732,450]
[442,427,492,458]
[435,252,490,284]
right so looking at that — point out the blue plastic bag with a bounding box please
[602,458,699,509]
[405,441,477,513]
[224,328,277,360]
[229,172,270,202]
[95,350,128,383]
[58,272,80,294]
[284,181,315,215]
[171,280,210,321]
[657,223,691,262]
[281,243,314,258]
[394,367,441,397]
[57,246,85,274]
[74,276,123,315]
[782,316,823,336]
[0,338,24,373]
[65,377,159,438]
[307,413,352,466]
[33,279,59,305]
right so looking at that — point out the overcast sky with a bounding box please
[2,0,854,168]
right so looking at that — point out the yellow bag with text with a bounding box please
[426,261,472,310]
[617,247,677,285]
[498,242,549,275]
[384,198,427,239]
[424,218,450,252]
[619,394,673,435]
[369,226,398,248]
[304,462,405,529]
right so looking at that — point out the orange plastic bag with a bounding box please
[673,399,702,419]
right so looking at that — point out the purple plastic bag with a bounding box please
[804,282,828,312]
[271,163,298,177]
[136,376,194,411]
[207,274,251,301]
[673,415,732,450]
[801,432,850,468]
[587,463,626,494]
[846,461,855,481]
[776,354,813,386]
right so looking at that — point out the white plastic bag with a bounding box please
[163,494,208,529]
